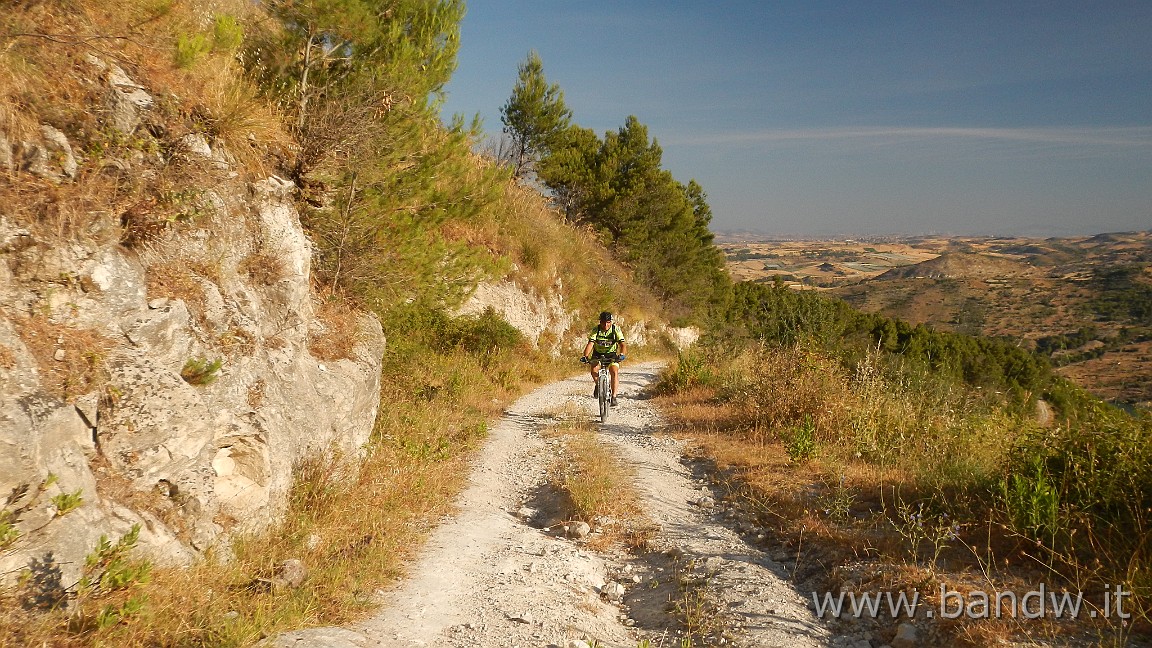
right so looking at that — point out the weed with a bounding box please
[655,350,714,393]
[72,525,152,631]
[0,344,15,369]
[212,14,244,52]
[817,475,855,522]
[239,250,287,286]
[247,378,266,409]
[549,423,648,549]
[0,512,19,550]
[146,260,206,309]
[670,557,725,645]
[180,357,222,386]
[785,415,817,463]
[78,526,151,593]
[1002,457,1060,543]
[309,291,361,361]
[174,33,211,69]
[14,318,114,402]
[891,501,961,569]
[50,489,83,516]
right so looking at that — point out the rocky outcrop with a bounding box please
[457,280,699,356]
[456,280,574,355]
[0,60,385,591]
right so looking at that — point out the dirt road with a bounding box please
[269,362,830,647]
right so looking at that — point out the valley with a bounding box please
[717,231,1152,407]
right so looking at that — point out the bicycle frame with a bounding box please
[589,353,621,424]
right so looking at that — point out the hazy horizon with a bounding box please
[711,226,1152,241]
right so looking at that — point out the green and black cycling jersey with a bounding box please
[588,323,625,356]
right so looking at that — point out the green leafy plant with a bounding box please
[1003,457,1061,543]
[785,415,817,463]
[95,594,147,630]
[212,14,244,52]
[174,32,211,68]
[75,525,152,628]
[50,489,83,516]
[78,525,151,595]
[0,511,19,549]
[181,357,222,386]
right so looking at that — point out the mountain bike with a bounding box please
[583,353,622,423]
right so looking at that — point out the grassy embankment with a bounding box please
[0,1,671,645]
[657,282,1151,646]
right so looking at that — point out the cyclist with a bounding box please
[581,311,627,406]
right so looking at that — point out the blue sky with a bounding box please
[440,2,1152,237]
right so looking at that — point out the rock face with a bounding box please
[0,60,385,590]
[457,280,699,355]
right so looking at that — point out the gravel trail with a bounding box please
[269,362,830,648]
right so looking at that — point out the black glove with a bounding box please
[580,356,588,363]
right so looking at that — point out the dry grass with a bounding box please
[441,172,668,330]
[545,421,652,551]
[145,259,207,310]
[308,290,361,362]
[14,316,116,402]
[0,0,290,246]
[239,250,287,287]
[657,356,1147,646]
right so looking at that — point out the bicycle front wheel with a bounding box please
[598,371,610,423]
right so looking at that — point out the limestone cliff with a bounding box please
[0,57,385,588]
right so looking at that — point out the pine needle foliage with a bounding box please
[500,57,732,323]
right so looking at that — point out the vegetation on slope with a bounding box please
[499,52,732,322]
[658,282,1152,644]
[0,0,673,644]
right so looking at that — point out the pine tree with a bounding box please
[500,51,573,180]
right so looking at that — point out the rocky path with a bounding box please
[269,362,830,648]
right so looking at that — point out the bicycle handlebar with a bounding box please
[585,353,624,363]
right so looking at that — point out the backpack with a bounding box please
[590,323,624,354]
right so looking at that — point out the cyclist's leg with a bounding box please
[609,362,620,400]
[590,359,600,394]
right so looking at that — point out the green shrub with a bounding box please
[785,415,817,463]
[181,358,222,386]
[1002,457,1061,542]
[446,307,525,356]
[655,350,714,394]
[174,32,211,69]
[212,15,244,52]
[50,489,83,516]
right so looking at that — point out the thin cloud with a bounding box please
[667,126,1152,148]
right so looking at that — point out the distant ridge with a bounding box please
[875,252,1023,280]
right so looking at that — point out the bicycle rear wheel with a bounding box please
[598,371,610,423]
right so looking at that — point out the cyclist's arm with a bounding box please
[582,340,594,358]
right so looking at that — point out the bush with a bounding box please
[654,350,715,393]
[445,308,525,356]
[174,33,211,69]
[212,15,244,52]
[180,358,222,385]
[785,415,817,463]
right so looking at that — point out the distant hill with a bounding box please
[874,252,1024,280]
